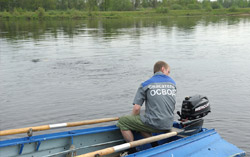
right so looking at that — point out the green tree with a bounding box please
[141,0,150,8]
[43,0,56,10]
[211,1,222,9]
[152,0,157,8]
[99,0,112,11]
[187,3,201,9]
[161,0,168,7]
[36,7,45,18]
[110,0,133,11]
[134,0,141,9]
[202,0,211,8]
[86,0,98,12]
[171,4,183,10]
[77,0,86,10]
[0,0,8,11]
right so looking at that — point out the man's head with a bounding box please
[154,61,170,76]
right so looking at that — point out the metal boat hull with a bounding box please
[0,125,245,157]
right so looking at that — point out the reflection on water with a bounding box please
[1,16,247,41]
[0,16,250,155]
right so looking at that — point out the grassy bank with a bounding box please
[1,8,250,20]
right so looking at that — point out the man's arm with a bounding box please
[132,104,141,115]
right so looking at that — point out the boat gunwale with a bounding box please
[0,125,119,147]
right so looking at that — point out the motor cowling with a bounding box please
[178,95,210,120]
[177,95,211,135]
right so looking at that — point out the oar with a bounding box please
[0,117,119,136]
[77,128,183,157]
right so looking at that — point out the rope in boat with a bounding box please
[43,139,125,157]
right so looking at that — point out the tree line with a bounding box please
[1,0,250,12]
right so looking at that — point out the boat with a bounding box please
[0,95,246,156]
[0,122,245,157]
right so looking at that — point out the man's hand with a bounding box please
[132,104,141,115]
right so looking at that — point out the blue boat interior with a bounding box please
[0,122,246,157]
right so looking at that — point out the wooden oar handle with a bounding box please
[0,125,50,136]
[67,117,119,127]
[80,147,115,157]
[0,117,119,136]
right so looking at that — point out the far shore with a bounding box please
[1,8,250,20]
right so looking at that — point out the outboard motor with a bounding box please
[177,95,211,136]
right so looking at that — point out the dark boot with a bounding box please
[128,147,137,154]
[151,141,159,147]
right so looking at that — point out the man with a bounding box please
[117,61,177,153]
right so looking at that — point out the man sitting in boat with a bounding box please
[117,61,177,154]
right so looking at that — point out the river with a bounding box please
[0,16,250,155]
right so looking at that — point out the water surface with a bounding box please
[0,16,250,155]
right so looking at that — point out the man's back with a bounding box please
[137,72,177,130]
